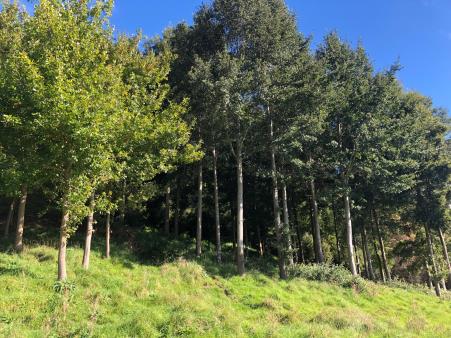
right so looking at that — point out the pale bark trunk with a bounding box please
[82,193,95,270]
[270,118,286,279]
[236,142,245,275]
[438,226,451,287]
[213,148,222,263]
[196,162,203,257]
[105,212,111,259]
[4,199,15,239]
[14,186,27,252]
[425,262,433,289]
[174,178,181,237]
[257,223,264,257]
[344,192,357,275]
[362,223,375,280]
[282,183,294,266]
[424,223,441,297]
[373,208,391,281]
[164,185,171,235]
[310,179,324,263]
[355,241,361,275]
[58,205,69,281]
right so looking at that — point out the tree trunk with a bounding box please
[105,212,111,259]
[256,223,264,257]
[425,262,433,290]
[58,204,69,281]
[362,222,375,280]
[355,240,361,276]
[174,177,181,237]
[236,142,245,275]
[373,208,391,281]
[438,226,451,287]
[14,186,27,252]
[82,193,95,270]
[282,182,294,266]
[3,199,15,239]
[196,162,203,257]
[310,179,324,263]
[270,118,286,279]
[332,205,342,264]
[344,191,357,275]
[212,147,222,263]
[424,223,441,297]
[121,179,126,227]
[164,185,171,235]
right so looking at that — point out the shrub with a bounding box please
[288,263,368,292]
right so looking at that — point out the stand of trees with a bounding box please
[1,0,449,297]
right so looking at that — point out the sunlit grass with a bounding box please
[0,239,450,337]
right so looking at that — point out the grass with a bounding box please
[0,232,450,337]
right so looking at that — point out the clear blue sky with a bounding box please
[23,0,451,111]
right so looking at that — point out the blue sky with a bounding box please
[22,0,451,111]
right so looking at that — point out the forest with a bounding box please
[0,1,450,333]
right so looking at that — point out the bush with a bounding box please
[288,263,368,293]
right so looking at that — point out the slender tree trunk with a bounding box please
[438,226,451,287]
[58,203,69,281]
[295,218,305,264]
[105,212,111,259]
[256,223,264,257]
[212,147,222,263]
[3,199,15,239]
[270,118,286,280]
[282,183,294,266]
[362,222,375,280]
[355,240,361,276]
[344,191,357,275]
[164,185,171,235]
[424,223,441,297]
[121,179,126,227]
[373,208,391,281]
[236,142,245,275]
[310,179,324,263]
[174,177,181,237]
[14,186,27,252]
[425,262,433,290]
[82,193,95,270]
[372,234,386,282]
[196,162,203,257]
[332,205,342,264]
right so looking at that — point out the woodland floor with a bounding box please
[0,229,450,338]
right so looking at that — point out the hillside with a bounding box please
[0,237,450,338]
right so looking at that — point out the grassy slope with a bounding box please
[0,242,450,338]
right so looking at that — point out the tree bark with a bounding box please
[212,147,222,263]
[310,179,324,263]
[362,222,375,280]
[373,208,391,281]
[344,191,357,275]
[270,118,286,279]
[256,223,264,257]
[282,182,294,266]
[438,226,451,287]
[82,193,95,270]
[196,162,203,257]
[424,223,441,297]
[14,186,27,252]
[3,199,15,239]
[105,212,111,259]
[164,184,171,235]
[174,177,181,237]
[58,204,69,281]
[236,142,245,275]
